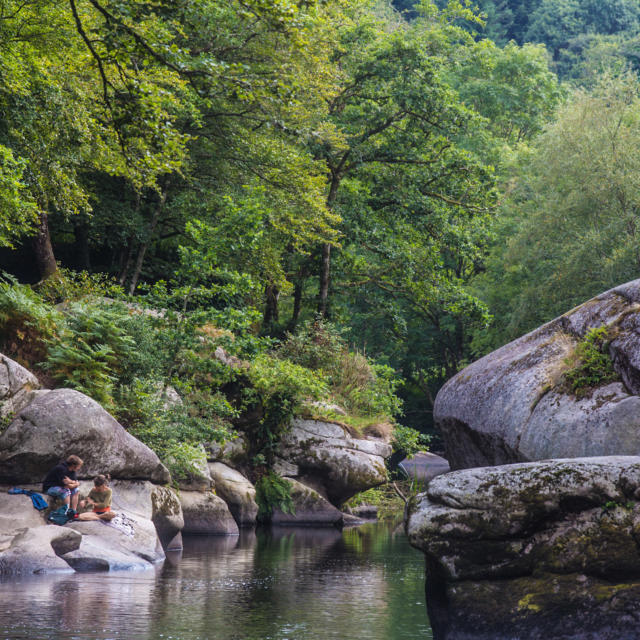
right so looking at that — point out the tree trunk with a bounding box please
[119,191,142,286]
[263,284,280,327]
[318,175,341,317]
[118,237,135,285]
[33,212,58,280]
[128,187,168,295]
[289,280,303,330]
[318,243,331,316]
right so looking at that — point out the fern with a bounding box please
[0,274,61,366]
[255,472,295,523]
[44,302,136,406]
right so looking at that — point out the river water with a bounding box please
[0,523,432,640]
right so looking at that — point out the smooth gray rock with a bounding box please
[399,452,450,484]
[406,456,640,640]
[277,419,391,505]
[273,457,299,477]
[166,531,183,551]
[0,525,78,574]
[61,535,153,572]
[435,279,640,469]
[179,490,239,535]
[65,514,163,568]
[0,354,40,419]
[271,478,343,527]
[207,435,249,470]
[208,462,258,527]
[352,505,378,519]
[0,388,170,484]
[100,480,183,549]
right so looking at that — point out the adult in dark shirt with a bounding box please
[42,454,83,514]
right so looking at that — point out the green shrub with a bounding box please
[392,424,431,459]
[162,441,208,486]
[276,317,347,371]
[244,354,328,467]
[255,472,295,523]
[564,326,618,397]
[118,378,235,448]
[119,377,236,484]
[340,361,403,418]
[277,319,404,422]
[0,274,61,367]
[44,302,137,406]
[36,268,123,304]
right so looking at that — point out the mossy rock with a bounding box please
[432,573,640,640]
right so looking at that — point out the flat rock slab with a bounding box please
[435,279,640,469]
[406,456,640,640]
[61,533,157,572]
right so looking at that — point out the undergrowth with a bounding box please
[346,479,423,523]
[0,272,427,493]
[255,472,295,522]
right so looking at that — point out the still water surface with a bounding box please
[0,523,432,640]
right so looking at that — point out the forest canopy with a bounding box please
[1,0,638,450]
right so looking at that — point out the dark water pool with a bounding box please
[0,523,433,640]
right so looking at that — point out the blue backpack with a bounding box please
[47,506,71,526]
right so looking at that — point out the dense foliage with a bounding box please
[472,73,640,352]
[3,0,640,466]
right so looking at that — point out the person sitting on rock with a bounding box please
[42,454,83,517]
[79,474,115,521]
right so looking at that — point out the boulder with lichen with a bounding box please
[435,279,640,470]
[406,456,640,640]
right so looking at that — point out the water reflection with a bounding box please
[0,524,431,640]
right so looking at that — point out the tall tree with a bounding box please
[306,1,496,319]
[473,73,640,353]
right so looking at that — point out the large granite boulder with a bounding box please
[208,462,258,527]
[0,388,170,484]
[271,478,343,527]
[406,457,640,640]
[436,279,640,470]
[179,490,239,535]
[276,419,391,505]
[0,354,40,419]
[0,482,166,574]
